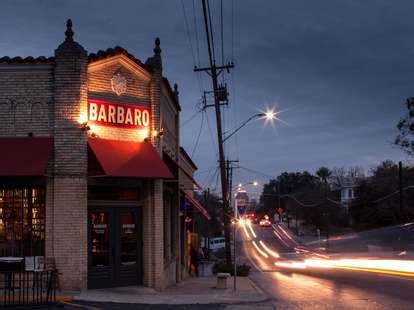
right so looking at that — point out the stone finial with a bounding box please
[65,19,74,41]
[173,83,179,98]
[154,37,161,55]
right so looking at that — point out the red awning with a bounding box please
[88,138,174,178]
[0,137,53,176]
[184,192,211,220]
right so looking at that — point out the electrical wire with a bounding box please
[220,0,224,67]
[191,109,205,157]
[181,0,204,93]
[181,107,203,127]
[238,165,276,179]
[206,0,216,63]
[192,0,201,67]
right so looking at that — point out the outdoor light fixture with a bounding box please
[223,107,280,143]
[79,113,90,131]
[144,128,164,143]
[152,128,164,138]
[264,110,276,121]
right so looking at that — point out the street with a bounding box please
[238,221,414,309]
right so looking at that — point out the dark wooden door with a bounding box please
[88,207,142,288]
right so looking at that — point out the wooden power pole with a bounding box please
[195,0,234,264]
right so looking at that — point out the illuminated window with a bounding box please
[0,188,45,257]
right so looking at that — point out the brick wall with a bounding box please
[0,64,53,137]
[87,55,151,142]
[53,33,89,290]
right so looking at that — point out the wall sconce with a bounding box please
[185,216,192,223]
[81,122,90,131]
[144,128,164,143]
[79,113,90,131]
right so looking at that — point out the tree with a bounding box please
[350,160,414,230]
[258,171,319,217]
[331,166,364,189]
[395,97,414,156]
[316,166,332,196]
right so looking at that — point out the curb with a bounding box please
[247,276,265,295]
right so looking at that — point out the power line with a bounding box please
[238,165,276,179]
[192,0,201,66]
[181,106,203,127]
[220,0,224,67]
[191,109,205,157]
[180,0,204,93]
[206,0,216,64]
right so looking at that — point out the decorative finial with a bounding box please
[173,83,179,101]
[65,19,74,41]
[154,37,161,55]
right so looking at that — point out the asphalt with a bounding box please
[239,222,414,309]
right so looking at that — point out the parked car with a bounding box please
[259,219,271,227]
[200,237,225,252]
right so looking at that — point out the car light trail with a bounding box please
[275,261,307,269]
[241,220,251,239]
[252,241,269,258]
[259,240,280,258]
[272,230,290,247]
[275,258,414,277]
[247,220,257,238]
[277,224,299,246]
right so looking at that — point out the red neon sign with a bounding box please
[87,99,150,129]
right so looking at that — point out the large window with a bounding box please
[0,188,45,257]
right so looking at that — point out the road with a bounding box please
[237,220,414,309]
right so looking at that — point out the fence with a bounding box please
[1,270,57,306]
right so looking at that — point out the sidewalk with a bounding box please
[71,275,267,305]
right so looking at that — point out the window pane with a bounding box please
[120,211,137,265]
[90,212,110,266]
[0,187,45,257]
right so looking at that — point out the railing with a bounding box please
[1,270,57,307]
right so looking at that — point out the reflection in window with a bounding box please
[0,188,45,257]
[90,212,109,266]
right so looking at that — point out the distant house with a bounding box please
[340,181,355,207]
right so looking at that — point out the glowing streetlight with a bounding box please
[223,108,279,143]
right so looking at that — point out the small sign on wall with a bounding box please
[25,256,45,271]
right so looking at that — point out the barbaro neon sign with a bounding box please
[87,99,150,129]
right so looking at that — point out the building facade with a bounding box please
[0,20,192,290]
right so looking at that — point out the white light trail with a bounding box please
[252,241,269,258]
[259,240,280,258]
[247,220,257,238]
[275,258,414,277]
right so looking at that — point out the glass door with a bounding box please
[114,208,142,286]
[88,209,113,288]
[88,207,142,288]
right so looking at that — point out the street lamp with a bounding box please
[232,180,259,292]
[223,109,277,143]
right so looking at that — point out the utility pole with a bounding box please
[399,161,405,223]
[204,188,210,256]
[226,159,239,291]
[196,0,234,265]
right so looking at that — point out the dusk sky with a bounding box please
[1,0,412,193]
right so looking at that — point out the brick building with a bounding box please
[0,20,208,290]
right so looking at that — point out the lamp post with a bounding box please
[223,111,277,143]
[232,181,258,291]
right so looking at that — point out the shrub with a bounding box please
[212,261,251,276]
